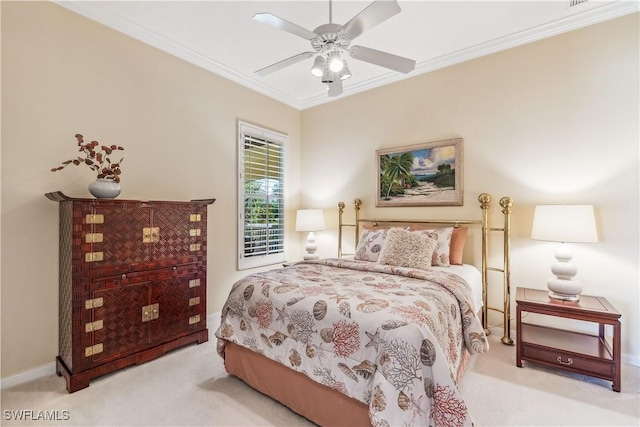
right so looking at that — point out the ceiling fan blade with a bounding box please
[327,80,343,97]
[349,45,415,74]
[340,0,401,40]
[255,52,315,77]
[253,13,318,40]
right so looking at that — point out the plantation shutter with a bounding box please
[238,122,286,270]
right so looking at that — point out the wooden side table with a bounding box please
[516,287,621,392]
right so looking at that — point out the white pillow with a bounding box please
[377,228,437,270]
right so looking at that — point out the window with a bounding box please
[238,122,286,270]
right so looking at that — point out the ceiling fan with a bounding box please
[253,0,416,97]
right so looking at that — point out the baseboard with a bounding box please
[207,311,221,324]
[2,315,636,390]
[1,363,56,390]
[622,354,640,368]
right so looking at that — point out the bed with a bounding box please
[215,193,513,426]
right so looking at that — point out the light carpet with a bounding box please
[2,318,638,426]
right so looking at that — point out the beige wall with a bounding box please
[1,2,302,377]
[301,14,639,363]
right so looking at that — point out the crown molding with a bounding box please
[53,1,305,109]
[300,0,639,110]
[54,1,638,111]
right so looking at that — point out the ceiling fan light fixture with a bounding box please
[339,62,352,80]
[310,56,326,78]
[321,68,336,84]
[253,0,415,98]
[327,51,344,72]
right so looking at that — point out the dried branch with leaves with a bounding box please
[51,134,124,182]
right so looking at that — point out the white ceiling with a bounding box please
[55,1,638,110]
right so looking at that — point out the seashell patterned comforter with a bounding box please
[215,258,489,426]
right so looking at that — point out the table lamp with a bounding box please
[295,209,325,260]
[531,205,598,301]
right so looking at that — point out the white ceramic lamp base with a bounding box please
[304,231,319,260]
[547,280,581,302]
[547,243,581,301]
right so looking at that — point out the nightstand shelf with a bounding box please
[516,287,621,392]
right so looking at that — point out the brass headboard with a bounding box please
[337,193,514,346]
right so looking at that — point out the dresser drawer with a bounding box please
[92,264,199,288]
[521,343,615,378]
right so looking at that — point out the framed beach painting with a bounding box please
[376,138,463,207]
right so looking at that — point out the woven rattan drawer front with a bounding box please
[88,265,201,366]
[151,206,196,262]
[91,284,151,366]
[86,204,152,273]
[149,273,204,343]
[521,343,615,378]
[91,264,199,287]
[84,204,204,276]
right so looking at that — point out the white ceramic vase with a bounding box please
[88,178,121,199]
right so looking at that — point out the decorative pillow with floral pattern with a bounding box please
[377,228,438,270]
[354,227,391,262]
[412,227,454,266]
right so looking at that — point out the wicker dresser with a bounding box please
[46,192,214,392]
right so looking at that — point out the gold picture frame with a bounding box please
[376,138,463,207]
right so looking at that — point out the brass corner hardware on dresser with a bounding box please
[46,191,215,393]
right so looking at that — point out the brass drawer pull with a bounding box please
[142,227,160,243]
[85,252,104,262]
[141,303,160,322]
[85,297,104,309]
[556,356,573,366]
[85,343,104,357]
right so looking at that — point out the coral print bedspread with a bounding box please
[216,259,489,427]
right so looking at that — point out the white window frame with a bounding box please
[238,121,287,270]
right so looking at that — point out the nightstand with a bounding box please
[516,287,621,392]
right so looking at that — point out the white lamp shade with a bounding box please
[295,209,325,232]
[339,62,352,80]
[327,51,344,72]
[531,205,598,243]
[310,56,325,78]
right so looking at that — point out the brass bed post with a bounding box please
[500,197,514,345]
[479,193,514,345]
[478,193,491,336]
[338,202,346,258]
[337,199,361,258]
[354,198,361,247]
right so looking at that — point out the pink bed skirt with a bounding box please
[222,340,472,426]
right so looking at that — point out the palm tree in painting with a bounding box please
[380,152,414,199]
